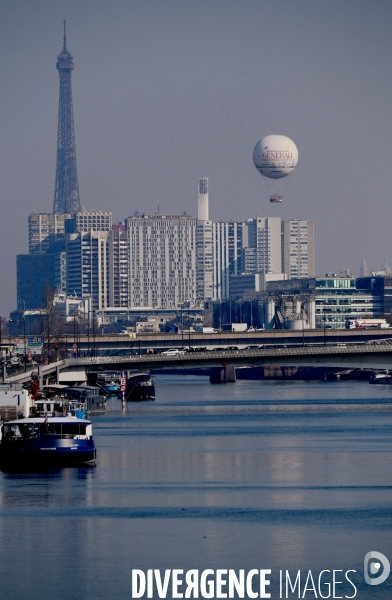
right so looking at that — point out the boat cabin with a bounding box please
[2,418,92,441]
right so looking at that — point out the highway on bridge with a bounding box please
[11,327,392,357]
[7,341,392,385]
[65,340,392,373]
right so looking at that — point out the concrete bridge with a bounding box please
[65,340,392,371]
[4,361,65,386]
[10,327,392,357]
[6,340,392,385]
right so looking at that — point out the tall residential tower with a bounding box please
[282,219,315,279]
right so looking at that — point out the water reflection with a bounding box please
[0,466,95,508]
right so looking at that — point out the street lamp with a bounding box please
[73,315,80,356]
[46,314,50,364]
[188,307,191,350]
[70,315,80,357]
[87,312,90,356]
[86,310,96,357]
[60,314,70,358]
[73,315,77,347]
[179,306,184,348]
[23,320,26,371]
[77,319,80,356]
[92,310,96,358]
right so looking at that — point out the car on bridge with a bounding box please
[184,347,207,353]
[160,348,186,356]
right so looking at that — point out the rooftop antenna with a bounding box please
[63,16,67,50]
[157,201,160,214]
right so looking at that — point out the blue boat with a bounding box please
[100,381,120,394]
[96,374,120,394]
[0,416,96,466]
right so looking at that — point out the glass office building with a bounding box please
[314,277,384,329]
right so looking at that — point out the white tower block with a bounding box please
[198,177,209,221]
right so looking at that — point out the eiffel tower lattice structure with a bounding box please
[53,20,81,214]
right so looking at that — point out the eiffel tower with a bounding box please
[53,21,81,214]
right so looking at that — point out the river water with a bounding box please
[0,375,391,599]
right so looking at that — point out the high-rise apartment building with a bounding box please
[282,219,314,279]
[213,222,244,299]
[109,228,128,307]
[28,213,70,254]
[242,247,257,273]
[196,220,244,301]
[243,217,282,275]
[17,254,57,310]
[66,231,110,310]
[240,217,314,281]
[18,214,68,309]
[126,215,197,308]
[197,220,214,301]
[66,211,113,233]
[21,211,114,311]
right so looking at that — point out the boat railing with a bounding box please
[40,433,92,440]
[4,432,92,441]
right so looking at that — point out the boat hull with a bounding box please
[120,372,155,401]
[126,387,155,401]
[1,417,96,468]
[0,437,96,466]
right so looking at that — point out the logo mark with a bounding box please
[364,551,390,586]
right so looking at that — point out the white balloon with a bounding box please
[253,134,298,180]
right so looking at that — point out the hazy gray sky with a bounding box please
[1,0,392,313]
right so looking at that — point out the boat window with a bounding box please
[3,422,87,438]
[61,424,87,436]
[42,424,86,436]
[6,424,35,438]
